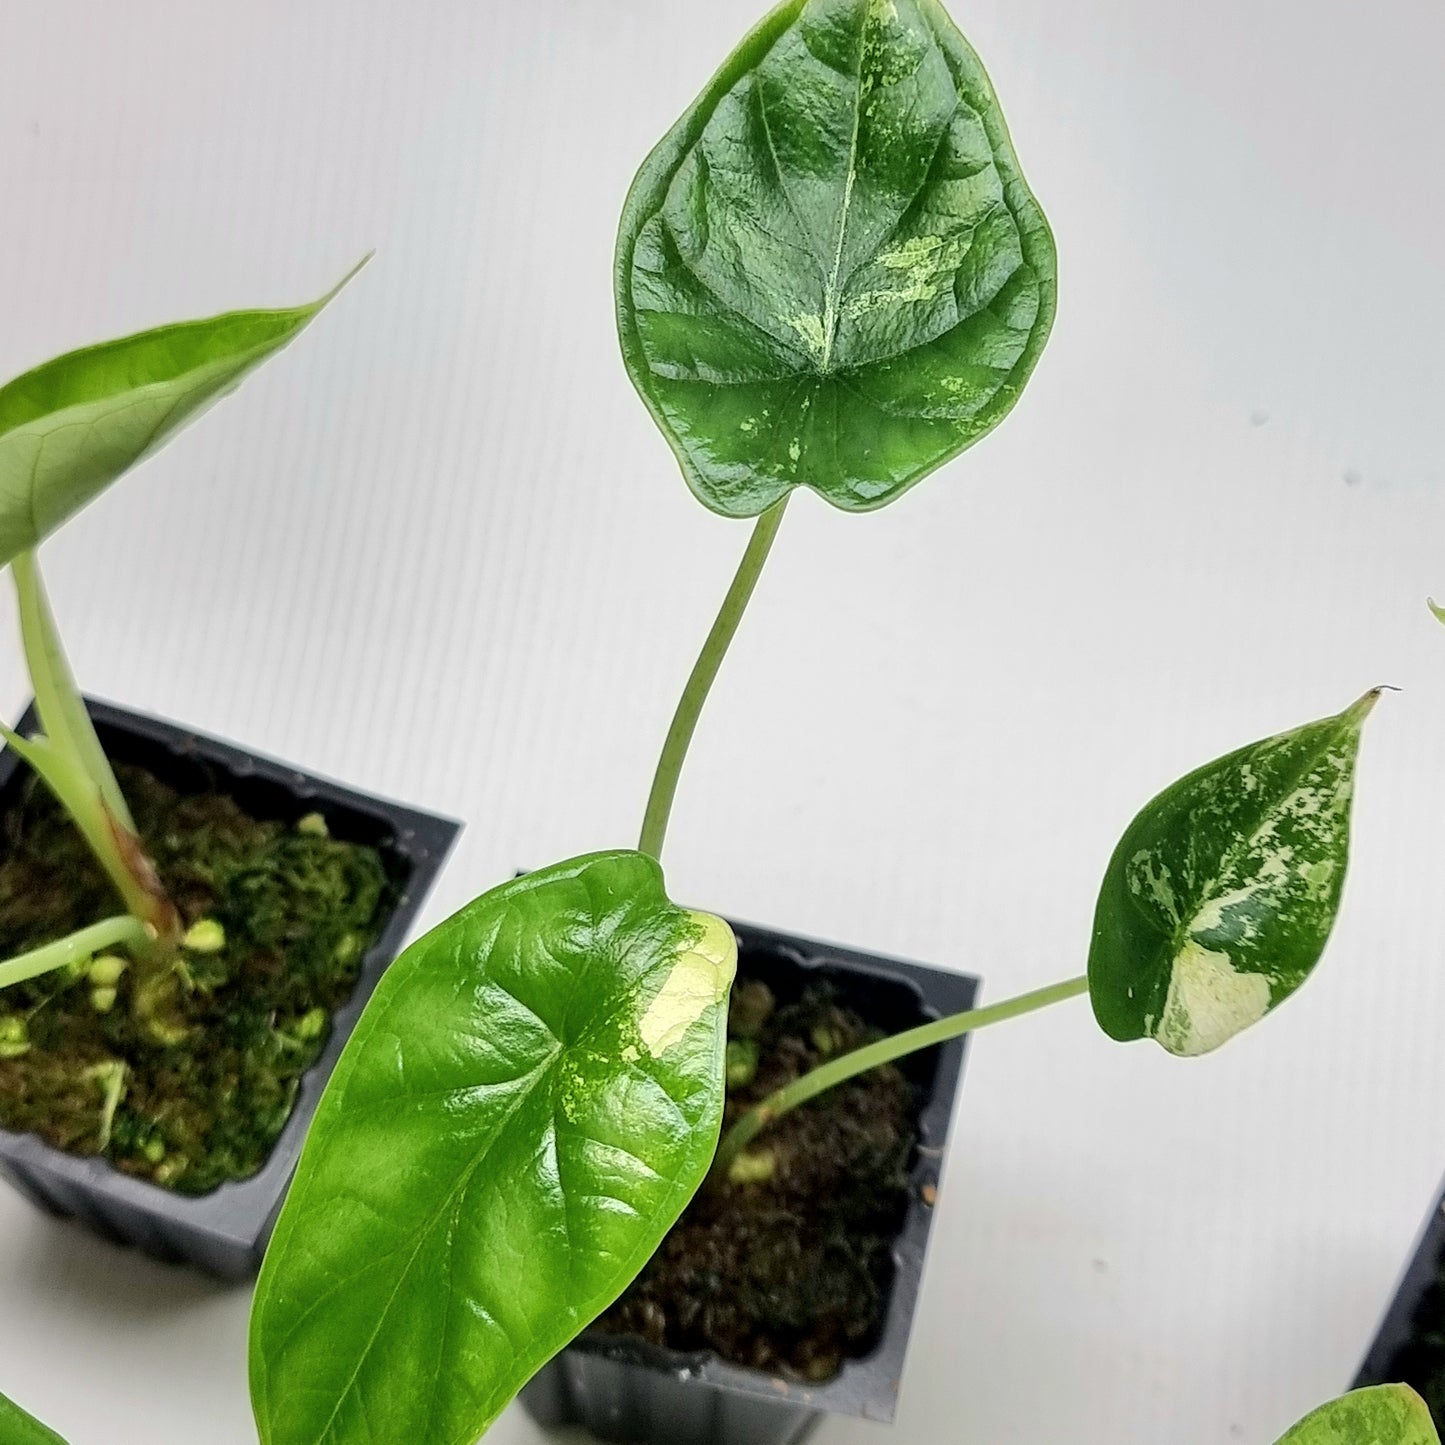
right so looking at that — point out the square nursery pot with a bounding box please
[520,920,978,1445]
[1355,1173,1445,1419]
[0,697,459,1281]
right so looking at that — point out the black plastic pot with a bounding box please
[521,920,978,1445]
[0,697,459,1281]
[1355,1176,1445,1408]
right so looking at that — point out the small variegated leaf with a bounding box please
[0,1389,68,1445]
[1428,597,1445,625]
[1089,691,1379,1057]
[1274,1385,1439,1445]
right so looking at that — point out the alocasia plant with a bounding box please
[0,263,363,998]
[246,0,1383,1440]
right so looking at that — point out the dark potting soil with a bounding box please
[0,762,391,1194]
[1382,1258,1445,1429]
[599,976,920,1381]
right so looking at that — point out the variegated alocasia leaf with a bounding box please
[617,0,1056,519]
[1089,691,1379,1057]
[0,259,365,569]
[0,1389,67,1445]
[1274,1385,1439,1445]
[249,851,737,1445]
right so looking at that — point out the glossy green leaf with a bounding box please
[250,851,737,1445]
[0,1390,67,1445]
[1274,1385,1440,1445]
[0,259,365,568]
[617,0,1056,519]
[1089,691,1378,1057]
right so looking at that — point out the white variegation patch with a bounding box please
[638,912,736,1057]
[786,313,827,361]
[1155,941,1272,1057]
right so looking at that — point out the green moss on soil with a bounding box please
[600,977,920,1381]
[0,763,392,1194]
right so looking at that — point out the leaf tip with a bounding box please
[317,252,375,309]
[1430,597,1445,624]
[1347,685,1397,723]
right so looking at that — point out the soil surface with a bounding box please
[600,976,921,1380]
[0,763,391,1193]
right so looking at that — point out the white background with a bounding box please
[1,1,1443,1441]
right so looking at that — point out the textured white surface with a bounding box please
[0,1,1443,1442]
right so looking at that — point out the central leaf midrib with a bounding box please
[819,5,873,373]
[285,1045,557,1444]
[1161,724,1348,977]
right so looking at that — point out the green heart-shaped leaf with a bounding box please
[1089,691,1379,1057]
[1274,1385,1440,1445]
[249,851,737,1445]
[617,0,1056,518]
[0,260,365,569]
[0,1390,67,1445]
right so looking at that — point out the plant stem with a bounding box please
[12,551,135,831]
[639,497,789,861]
[0,723,176,943]
[713,973,1090,1176]
[0,914,151,991]
[7,552,179,942]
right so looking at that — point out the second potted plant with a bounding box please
[0,273,459,1277]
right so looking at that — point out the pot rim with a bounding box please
[551,919,979,1424]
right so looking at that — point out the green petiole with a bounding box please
[12,550,135,832]
[5,551,179,942]
[638,496,789,862]
[0,914,152,991]
[713,973,1090,1177]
